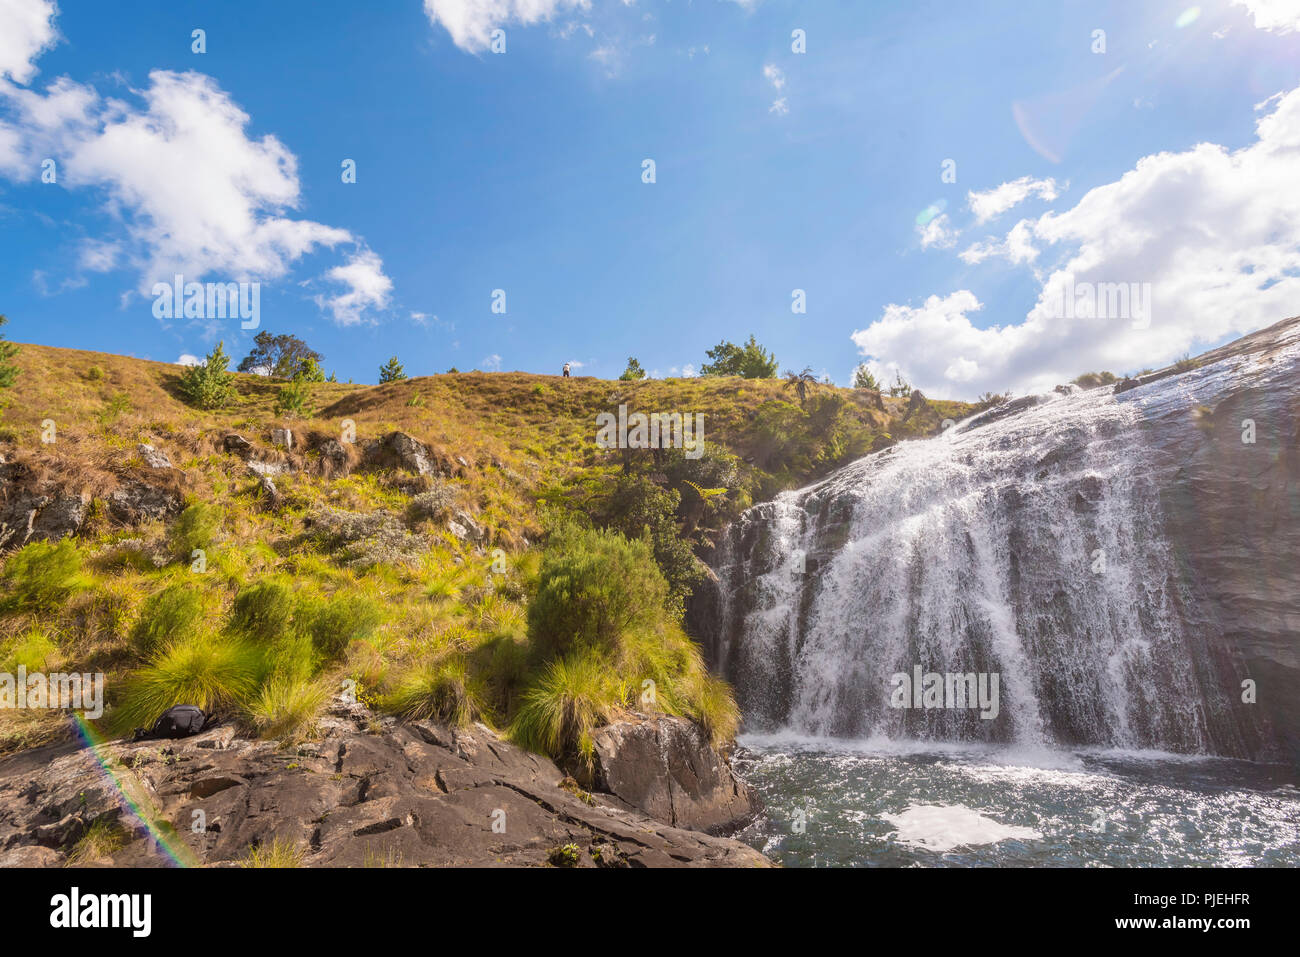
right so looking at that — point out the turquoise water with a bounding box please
[732,735,1300,867]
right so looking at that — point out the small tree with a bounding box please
[0,315,20,394]
[378,356,407,383]
[275,378,311,417]
[295,356,326,382]
[888,369,912,398]
[179,342,237,410]
[783,367,818,408]
[619,357,647,381]
[238,332,323,380]
[700,335,779,379]
[853,364,879,390]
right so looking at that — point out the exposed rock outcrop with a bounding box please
[0,704,770,868]
[571,714,758,834]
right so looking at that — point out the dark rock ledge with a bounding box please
[0,703,770,868]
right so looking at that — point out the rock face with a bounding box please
[572,715,757,834]
[1126,316,1300,762]
[0,462,90,549]
[271,428,293,449]
[695,315,1300,763]
[0,704,769,868]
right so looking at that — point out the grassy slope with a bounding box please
[0,341,972,753]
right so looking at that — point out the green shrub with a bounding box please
[169,502,221,558]
[527,525,669,660]
[1,539,86,611]
[113,638,260,732]
[86,365,105,381]
[230,581,295,641]
[130,583,204,655]
[594,476,702,616]
[298,594,383,658]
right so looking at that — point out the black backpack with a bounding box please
[132,705,215,741]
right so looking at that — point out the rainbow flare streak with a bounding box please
[72,714,194,868]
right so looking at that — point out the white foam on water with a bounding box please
[881,803,1043,852]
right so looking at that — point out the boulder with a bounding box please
[0,704,770,868]
[317,438,352,477]
[1113,376,1142,394]
[222,434,253,456]
[29,492,90,542]
[572,714,758,834]
[136,443,172,469]
[106,480,183,524]
[271,428,294,449]
[384,431,436,477]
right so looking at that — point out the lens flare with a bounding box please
[916,199,947,226]
[1176,7,1201,28]
[71,714,195,867]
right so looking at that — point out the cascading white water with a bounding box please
[706,379,1251,754]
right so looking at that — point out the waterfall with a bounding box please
[703,379,1259,756]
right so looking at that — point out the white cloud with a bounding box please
[769,97,788,115]
[423,0,591,53]
[481,353,502,371]
[968,176,1060,224]
[918,213,957,250]
[0,0,58,85]
[762,63,785,90]
[958,219,1038,265]
[176,353,200,366]
[0,18,393,327]
[315,249,393,326]
[854,87,1300,399]
[1232,0,1300,34]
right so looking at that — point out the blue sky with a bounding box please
[1,0,1298,396]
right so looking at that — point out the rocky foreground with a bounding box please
[0,702,769,867]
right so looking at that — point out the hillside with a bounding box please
[0,340,972,761]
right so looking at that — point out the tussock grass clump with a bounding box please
[66,819,127,866]
[0,628,59,673]
[245,676,330,740]
[130,583,204,655]
[510,652,618,764]
[1,539,88,611]
[241,837,305,868]
[169,502,222,557]
[385,654,481,726]
[113,638,260,732]
[230,581,295,641]
[683,671,741,748]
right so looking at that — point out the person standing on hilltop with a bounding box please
[562,362,571,378]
